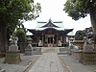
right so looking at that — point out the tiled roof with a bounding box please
[36,19,64,29]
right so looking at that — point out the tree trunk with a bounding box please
[89,11,96,33]
[0,24,8,52]
[89,8,96,50]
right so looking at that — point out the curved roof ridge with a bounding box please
[40,19,60,28]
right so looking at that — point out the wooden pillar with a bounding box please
[57,33,58,46]
[42,33,43,46]
[47,35,48,46]
[63,36,64,44]
[53,36,54,47]
[60,36,62,41]
[64,36,67,46]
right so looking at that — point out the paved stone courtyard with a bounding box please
[28,47,96,72]
[0,54,40,72]
[0,47,96,72]
[28,53,64,72]
[59,55,96,72]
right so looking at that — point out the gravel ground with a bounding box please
[59,55,96,72]
[0,54,41,72]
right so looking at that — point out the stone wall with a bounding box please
[73,40,84,50]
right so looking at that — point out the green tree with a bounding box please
[64,0,96,34]
[13,28,27,52]
[0,0,41,52]
[13,28,27,42]
[75,30,85,40]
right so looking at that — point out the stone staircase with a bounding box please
[41,47,59,53]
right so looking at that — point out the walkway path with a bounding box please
[59,55,96,72]
[28,53,64,72]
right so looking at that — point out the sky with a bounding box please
[23,0,91,35]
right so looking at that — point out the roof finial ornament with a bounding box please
[49,18,52,22]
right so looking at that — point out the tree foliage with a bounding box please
[64,0,96,20]
[0,0,41,52]
[75,30,85,40]
[0,0,41,39]
[12,28,27,52]
[64,0,96,35]
[13,28,27,42]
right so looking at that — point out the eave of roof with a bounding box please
[28,28,73,35]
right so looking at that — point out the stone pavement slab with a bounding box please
[28,53,64,72]
[0,54,40,72]
[59,55,96,72]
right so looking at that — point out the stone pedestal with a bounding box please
[25,44,32,55]
[5,43,21,64]
[80,52,96,65]
[72,50,82,61]
[25,49,32,55]
[5,52,21,64]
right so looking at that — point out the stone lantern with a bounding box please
[25,37,33,55]
[69,37,74,49]
[27,37,32,43]
[69,37,74,55]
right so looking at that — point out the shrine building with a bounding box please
[28,19,73,47]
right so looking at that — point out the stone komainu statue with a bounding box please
[9,36,19,52]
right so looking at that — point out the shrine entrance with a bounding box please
[28,19,73,47]
[45,35,55,47]
[48,36,54,47]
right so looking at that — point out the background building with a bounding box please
[28,19,73,47]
